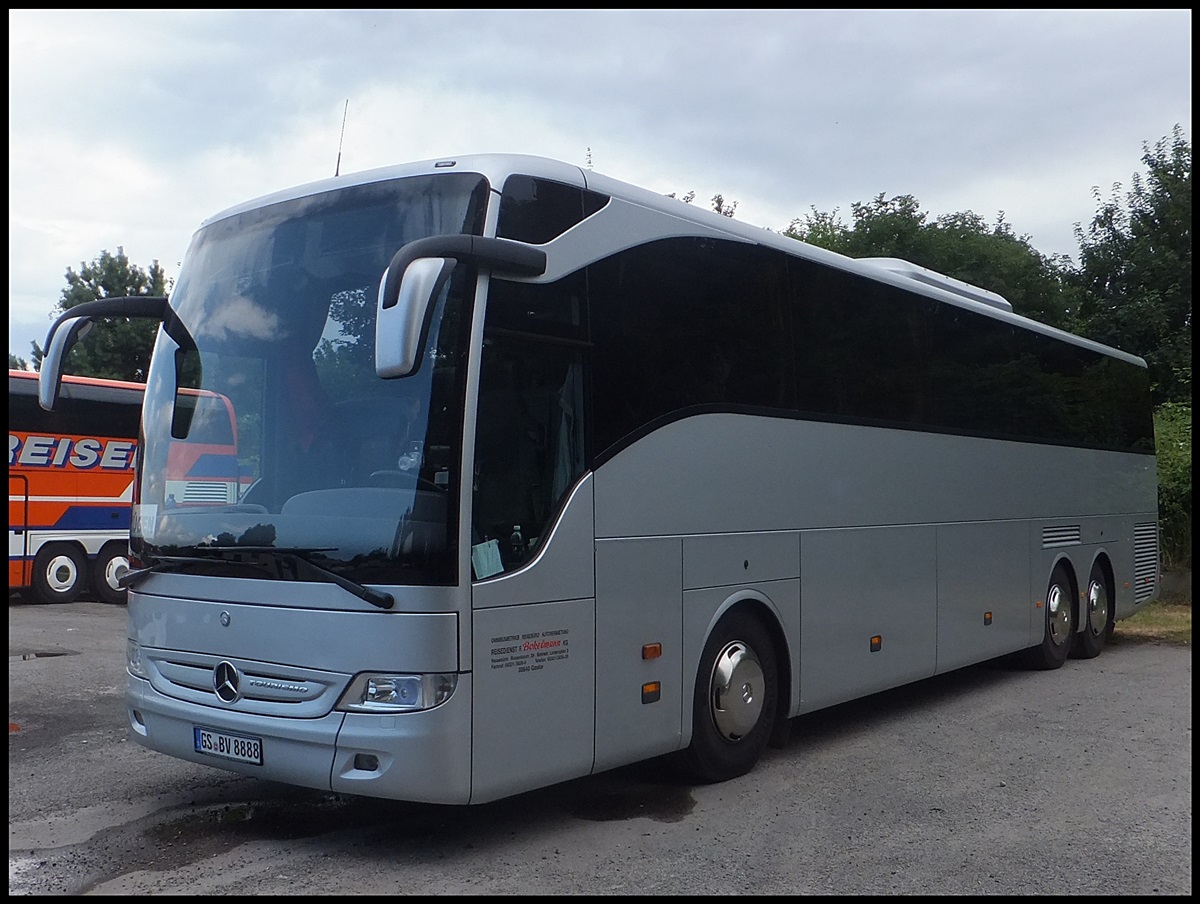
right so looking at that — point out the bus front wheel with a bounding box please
[31,543,87,605]
[678,609,778,783]
[92,542,130,605]
[1023,562,1074,670]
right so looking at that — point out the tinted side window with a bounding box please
[791,259,932,427]
[589,238,793,459]
[497,175,608,244]
[790,256,1154,452]
[9,385,141,439]
[585,239,1150,458]
[485,269,588,342]
[76,398,142,438]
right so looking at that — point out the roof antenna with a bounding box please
[334,100,348,176]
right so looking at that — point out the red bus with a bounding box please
[8,370,242,603]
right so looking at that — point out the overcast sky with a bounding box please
[7,9,1192,366]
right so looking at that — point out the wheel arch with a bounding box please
[1088,549,1116,602]
[694,588,793,746]
[35,537,90,560]
[1086,547,1117,640]
[95,537,129,555]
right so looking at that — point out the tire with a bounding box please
[31,543,87,605]
[678,609,778,783]
[1023,562,1074,670]
[1071,561,1112,660]
[92,542,130,605]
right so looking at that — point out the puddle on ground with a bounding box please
[148,794,368,845]
[561,779,696,824]
[564,786,695,823]
[68,765,699,888]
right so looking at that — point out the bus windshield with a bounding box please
[134,172,489,586]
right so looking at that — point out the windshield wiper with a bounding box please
[233,546,395,610]
[118,555,241,588]
[119,546,395,610]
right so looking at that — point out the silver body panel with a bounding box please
[592,414,1155,538]
[592,413,1156,726]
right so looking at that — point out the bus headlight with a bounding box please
[336,672,458,713]
[127,640,149,679]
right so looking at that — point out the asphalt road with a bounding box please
[8,595,1192,895]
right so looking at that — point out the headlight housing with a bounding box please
[336,672,457,713]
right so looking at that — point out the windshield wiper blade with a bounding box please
[118,554,255,589]
[200,546,395,610]
[120,547,395,610]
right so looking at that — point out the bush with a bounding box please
[1155,402,1192,568]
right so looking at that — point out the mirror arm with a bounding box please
[380,236,546,310]
[38,296,169,411]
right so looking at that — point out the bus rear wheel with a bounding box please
[1071,561,1112,660]
[1023,562,1074,670]
[678,609,778,783]
[92,542,130,605]
[31,543,87,605]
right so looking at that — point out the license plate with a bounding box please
[193,725,263,765]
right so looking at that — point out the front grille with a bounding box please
[1133,522,1158,603]
[143,649,348,717]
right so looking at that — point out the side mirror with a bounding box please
[38,296,169,410]
[376,257,455,379]
[375,236,546,379]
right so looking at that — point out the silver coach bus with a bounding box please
[38,154,1159,804]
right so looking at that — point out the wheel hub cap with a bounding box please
[1047,583,1071,646]
[710,640,764,741]
[45,555,79,593]
[1086,579,1109,636]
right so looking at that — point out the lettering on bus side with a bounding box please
[489,629,572,672]
[8,433,137,471]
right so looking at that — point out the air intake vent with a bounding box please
[183,482,231,503]
[1133,522,1158,603]
[1042,525,1081,548]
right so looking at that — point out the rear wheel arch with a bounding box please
[1051,554,1083,636]
[1094,552,1118,642]
[1072,552,1116,659]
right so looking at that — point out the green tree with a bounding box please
[1154,402,1192,568]
[33,247,169,381]
[785,194,1075,329]
[313,287,376,397]
[9,353,30,370]
[668,190,738,218]
[1072,125,1191,405]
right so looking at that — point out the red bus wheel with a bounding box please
[31,544,86,605]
